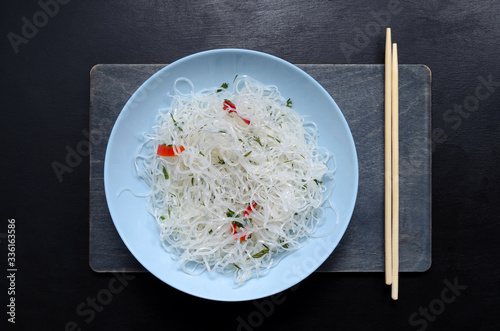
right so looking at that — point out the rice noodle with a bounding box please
[135,75,335,284]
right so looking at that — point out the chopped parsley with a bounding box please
[253,136,263,147]
[217,82,228,93]
[243,150,252,157]
[233,75,238,83]
[252,245,270,258]
[232,220,244,228]
[314,179,323,185]
[286,98,292,107]
[170,113,183,131]
[162,166,169,180]
[226,208,236,218]
[279,238,289,248]
[267,134,281,143]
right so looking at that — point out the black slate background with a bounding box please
[1,1,499,330]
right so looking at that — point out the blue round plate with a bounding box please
[104,49,358,301]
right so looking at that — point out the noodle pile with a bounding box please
[136,75,334,284]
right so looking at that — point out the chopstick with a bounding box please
[384,28,393,286]
[391,42,399,300]
[384,28,399,300]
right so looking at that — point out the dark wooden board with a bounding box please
[89,64,431,273]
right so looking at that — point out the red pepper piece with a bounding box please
[223,100,236,113]
[231,222,249,241]
[244,202,258,217]
[230,202,257,241]
[157,145,185,157]
[223,100,250,125]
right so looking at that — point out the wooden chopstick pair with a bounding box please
[384,27,399,300]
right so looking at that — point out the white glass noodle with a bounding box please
[136,75,333,285]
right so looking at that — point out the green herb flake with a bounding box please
[232,220,244,228]
[199,151,205,156]
[286,98,292,108]
[160,216,165,220]
[267,134,281,143]
[217,157,225,165]
[209,229,213,235]
[226,208,235,218]
[233,75,238,83]
[252,246,270,259]
[170,113,183,131]
[279,238,289,248]
[191,178,194,186]
[233,263,241,270]
[243,150,252,157]
[253,136,263,147]
[217,82,228,93]
[162,166,169,180]
[314,179,323,185]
